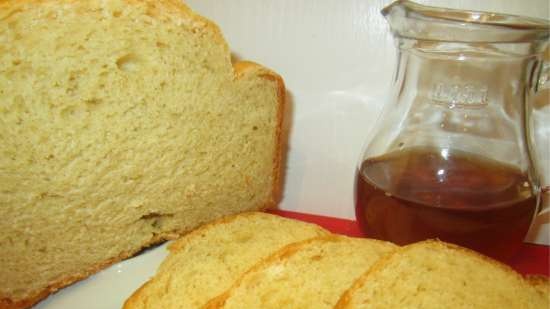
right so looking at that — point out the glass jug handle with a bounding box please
[536,61,550,195]
[537,61,550,92]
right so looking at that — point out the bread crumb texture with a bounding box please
[0,0,283,307]
[335,240,549,309]
[205,236,396,309]
[123,212,329,309]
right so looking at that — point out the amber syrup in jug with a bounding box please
[355,146,537,261]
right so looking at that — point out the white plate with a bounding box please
[33,0,550,308]
[36,243,169,309]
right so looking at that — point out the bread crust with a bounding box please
[202,236,341,309]
[334,239,548,309]
[2,213,293,309]
[122,211,311,309]
[526,274,550,299]
[0,0,285,307]
[0,232,178,309]
[233,60,286,209]
[202,236,396,309]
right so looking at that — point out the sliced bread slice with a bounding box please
[123,212,329,309]
[335,240,549,309]
[204,235,396,309]
[0,0,285,308]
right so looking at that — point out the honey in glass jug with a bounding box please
[355,0,550,261]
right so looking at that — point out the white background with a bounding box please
[185,0,550,243]
[36,1,549,308]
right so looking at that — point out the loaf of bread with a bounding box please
[335,240,549,309]
[123,212,329,309]
[204,236,396,309]
[0,0,285,308]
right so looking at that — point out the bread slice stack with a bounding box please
[123,212,329,309]
[125,213,548,309]
[335,240,548,309]
[0,0,284,308]
[203,236,396,309]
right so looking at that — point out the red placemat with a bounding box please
[268,209,550,277]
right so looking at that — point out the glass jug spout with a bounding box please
[382,0,550,44]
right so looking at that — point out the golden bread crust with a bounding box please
[123,212,333,309]
[201,236,396,309]
[233,60,286,208]
[121,211,268,309]
[334,239,547,309]
[0,230,183,309]
[201,236,342,309]
[526,274,550,299]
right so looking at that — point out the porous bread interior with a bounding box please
[208,236,396,309]
[123,212,329,309]
[0,0,282,305]
[336,240,549,309]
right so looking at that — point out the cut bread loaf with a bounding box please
[123,212,329,309]
[0,1,285,308]
[204,235,397,309]
[335,240,549,309]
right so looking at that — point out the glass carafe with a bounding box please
[355,0,549,261]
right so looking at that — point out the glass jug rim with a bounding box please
[382,0,550,43]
